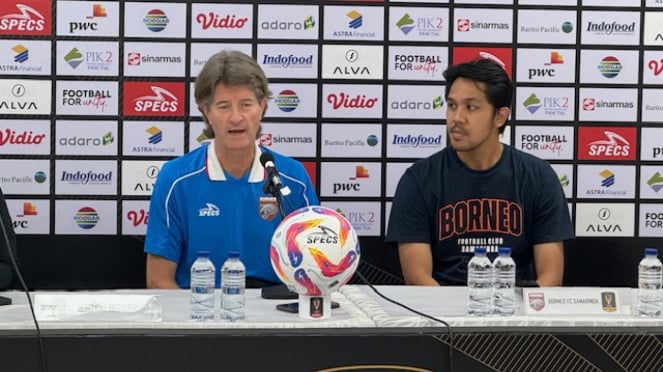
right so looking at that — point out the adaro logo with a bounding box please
[453,47,512,78]
[0,1,50,36]
[577,127,636,161]
[123,82,184,117]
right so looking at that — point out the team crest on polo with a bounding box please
[528,292,545,312]
[259,196,278,221]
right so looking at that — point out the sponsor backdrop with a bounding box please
[0,0,662,288]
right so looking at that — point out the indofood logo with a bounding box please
[586,21,636,35]
[261,54,313,68]
[648,172,663,192]
[598,56,621,78]
[74,206,99,229]
[143,9,169,32]
[60,170,113,185]
[392,134,442,148]
[274,89,299,112]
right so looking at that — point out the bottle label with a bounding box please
[192,286,213,294]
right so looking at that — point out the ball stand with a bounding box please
[298,294,331,320]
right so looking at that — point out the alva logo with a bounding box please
[648,172,663,192]
[64,47,84,69]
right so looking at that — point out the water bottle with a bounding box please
[637,247,663,317]
[190,251,216,321]
[467,246,493,316]
[492,247,516,316]
[221,251,246,321]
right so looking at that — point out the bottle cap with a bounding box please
[197,251,210,257]
[227,251,240,258]
[645,248,658,256]
[474,246,486,255]
[498,247,511,255]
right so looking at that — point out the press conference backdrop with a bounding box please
[0,0,662,289]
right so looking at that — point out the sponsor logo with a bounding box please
[13,43,27,62]
[260,133,313,146]
[648,172,663,192]
[648,58,663,76]
[58,132,114,147]
[453,47,512,78]
[0,2,49,35]
[198,202,220,217]
[332,166,369,194]
[261,54,313,68]
[521,21,573,34]
[598,56,621,78]
[34,171,46,183]
[146,126,162,144]
[258,196,278,221]
[584,169,626,196]
[326,92,378,110]
[195,12,248,30]
[644,211,663,229]
[578,127,636,160]
[63,47,83,68]
[331,49,371,76]
[523,93,569,115]
[397,13,443,37]
[260,16,315,30]
[123,82,184,116]
[393,54,442,76]
[17,202,38,217]
[1,83,38,112]
[143,9,169,32]
[74,206,99,229]
[391,134,442,148]
[520,134,569,156]
[396,13,415,35]
[331,10,376,38]
[348,10,362,29]
[585,207,622,234]
[582,98,634,111]
[528,293,545,312]
[457,19,509,32]
[390,96,443,111]
[60,170,113,185]
[126,52,182,66]
[126,208,148,227]
[527,51,564,79]
[61,88,111,111]
[68,3,107,33]
[0,128,46,146]
[586,21,636,35]
[274,89,299,112]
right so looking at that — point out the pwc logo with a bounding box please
[332,165,369,194]
[577,127,636,161]
[123,82,184,117]
[0,1,51,35]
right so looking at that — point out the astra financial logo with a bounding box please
[146,126,162,144]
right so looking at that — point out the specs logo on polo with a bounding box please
[199,203,219,217]
[0,4,45,32]
[195,12,248,30]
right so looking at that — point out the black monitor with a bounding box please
[0,187,17,290]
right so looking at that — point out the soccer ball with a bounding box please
[270,206,360,296]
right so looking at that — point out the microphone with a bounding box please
[260,153,291,196]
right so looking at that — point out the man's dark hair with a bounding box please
[443,58,513,134]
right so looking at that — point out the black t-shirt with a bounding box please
[386,145,574,285]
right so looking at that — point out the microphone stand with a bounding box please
[262,170,286,219]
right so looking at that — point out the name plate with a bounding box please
[34,294,162,321]
[522,288,620,315]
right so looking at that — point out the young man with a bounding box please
[144,51,319,289]
[386,58,574,287]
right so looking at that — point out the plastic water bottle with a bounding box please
[492,247,516,316]
[190,251,216,321]
[637,247,663,317]
[467,246,493,316]
[221,251,246,321]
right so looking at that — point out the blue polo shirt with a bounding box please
[144,141,319,288]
